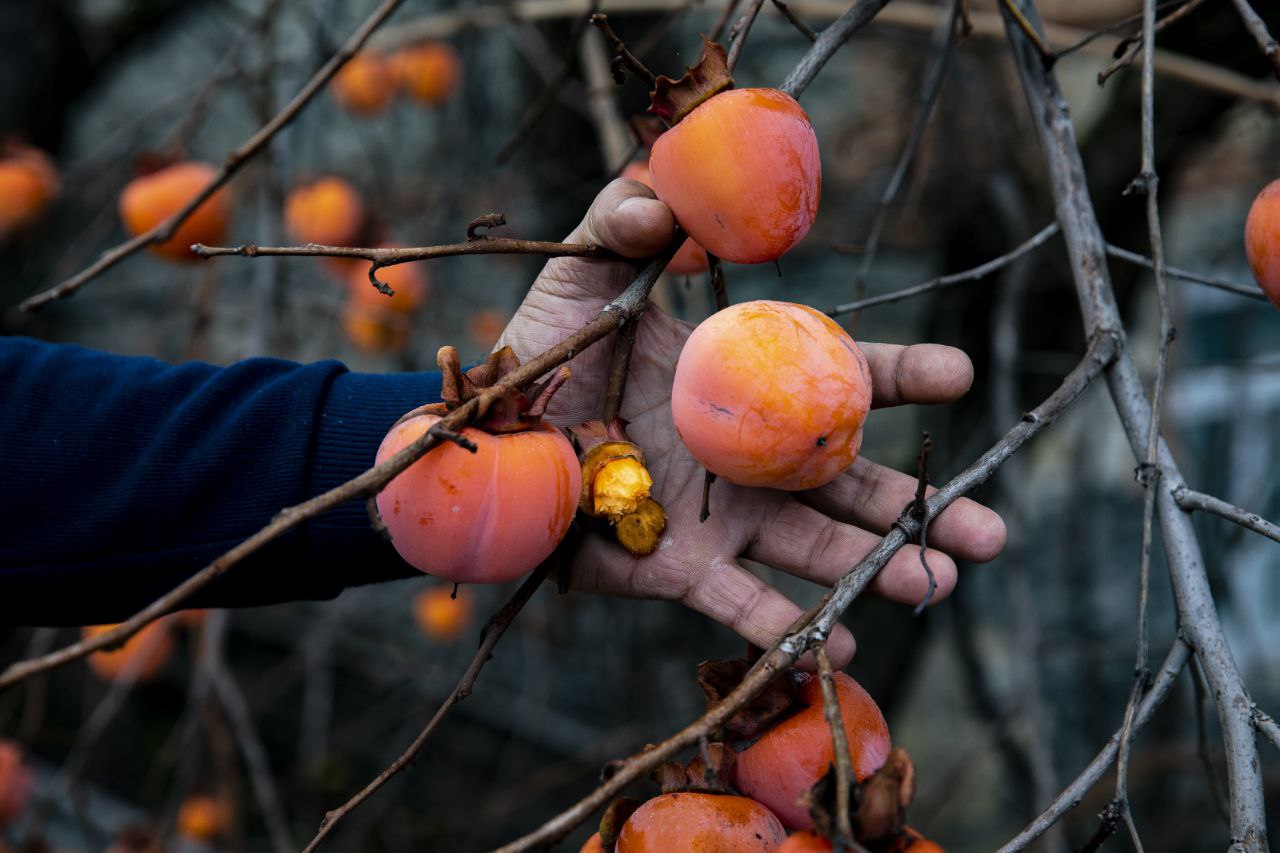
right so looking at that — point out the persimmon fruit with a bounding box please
[285,177,364,247]
[671,300,872,491]
[1245,178,1280,309]
[332,53,395,115]
[616,792,786,852]
[885,827,944,853]
[580,833,607,853]
[778,831,831,852]
[178,795,231,840]
[118,161,229,261]
[413,585,473,642]
[649,87,820,264]
[392,42,461,106]
[0,739,33,828]
[0,145,58,236]
[620,160,709,275]
[375,408,580,584]
[732,671,891,829]
[83,620,174,683]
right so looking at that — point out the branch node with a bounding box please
[467,212,507,240]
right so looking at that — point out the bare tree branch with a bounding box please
[1228,0,1280,80]
[1174,488,1280,545]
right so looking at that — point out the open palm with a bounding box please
[499,181,1005,666]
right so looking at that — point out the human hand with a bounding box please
[498,180,1006,667]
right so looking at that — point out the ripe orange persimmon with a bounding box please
[0,739,33,828]
[178,795,231,841]
[83,620,174,682]
[1245,178,1280,309]
[778,832,831,852]
[285,177,364,246]
[885,827,944,852]
[671,300,871,490]
[649,87,819,264]
[732,671,891,829]
[580,832,606,853]
[413,585,473,642]
[119,161,229,261]
[375,411,580,583]
[0,145,58,236]
[617,792,786,851]
[391,41,461,106]
[332,53,395,115]
[620,161,709,275]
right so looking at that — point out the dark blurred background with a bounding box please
[1,1,1278,851]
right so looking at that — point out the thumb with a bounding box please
[567,177,678,259]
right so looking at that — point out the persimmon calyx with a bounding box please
[696,656,805,741]
[648,36,733,126]
[435,345,570,434]
[651,743,736,795]
[800,746,916,846]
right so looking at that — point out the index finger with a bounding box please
[860,342,974,408]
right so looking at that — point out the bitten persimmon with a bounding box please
[778,832,831,852]
[649,86,819,264]
[616,792,786,852]
[0,145,58,236]
[732,672,891,829]
[1245,178,1280,309]
[285,177,364,247]
[620,160,709,275]
[0,739,33,828]
[178,795,231,841]
[412,585,473,642]
[332,53,395,115]
[391,42,461,106]
[119,161,229,261]
[671,300,871,491]
[375,402,580,583]
[83,620,174,683]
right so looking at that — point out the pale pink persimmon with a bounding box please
[620,160,709,275]
[649,88,820,264]
[1245,178,1280,309]
[616,792,786,852]
[285,177,364,247]
[732,672,891,829]
[671,300,871,491]
[375,413,580,583]
[118,161,229,261]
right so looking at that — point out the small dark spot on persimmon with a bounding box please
[816,436,826,446]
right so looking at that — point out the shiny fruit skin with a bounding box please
[332,53,395,115]
[580,832,607,853]
[83,620,174,682]
[375,414,580,583]
[671,300,871,490]
[0,739,33,828]
[733,672,891,829]
[392,42,461,106]
[413,585,473,642]
[649,88,820,264]
[285,177,364,246]
[0,146,58,235]
[617,792,786,852]
[178,795,230,841]
[620,161,709,275]
[1245,178,1280,309]
[778,832,831,852]
[119,162,229,261]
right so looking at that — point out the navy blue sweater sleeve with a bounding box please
[0,336,442,625]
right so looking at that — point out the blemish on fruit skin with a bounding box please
[392,497,402,516]
[816,436,826,446]
[418,513,433,527]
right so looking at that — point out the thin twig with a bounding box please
[772,0,819,41]
[1173,488,1280,544]
[492,331,1120,852]
[996,641,1191,852]
[1000,0,1053,64]
[700,251,730,523]
[602,318,641,423]
[1076,800,1123,853]
[825,222,1060,317]
[1096,0,1208,84]
[814,642,856,848]
[19,0,409,312]
[301,553,561,853]
[1253,706,1280,754]
[1228,0,1280,81]
[711,0,745,42]
[193,237,609,264]
[1106,244,1268,301]
[726,0,768,70]
[589,13,657,85]
[847,0,960,331]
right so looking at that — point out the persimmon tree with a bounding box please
[1,1,1278,851]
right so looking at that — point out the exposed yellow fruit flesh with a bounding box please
[615,498,667,556]
[593,457,652,520]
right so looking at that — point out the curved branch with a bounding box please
[1174,488,1280,545]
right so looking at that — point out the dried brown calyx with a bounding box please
[648,37,734,126]
[800,747,917,848]
[571,419,668,556]
[696,656,805,741]
[400,345,569,434]
[651,742,737,795]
